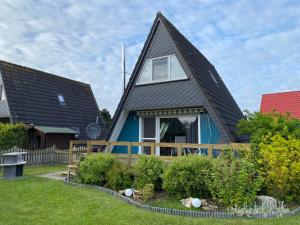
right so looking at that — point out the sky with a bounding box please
[0,0,299,116]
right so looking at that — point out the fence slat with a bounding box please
[0,146,70,166]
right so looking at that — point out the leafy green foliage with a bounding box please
[207,158,262,207]
[237,111,300,202]
[133,156,164,190]
[100,108,112,129]
[258,134,300,202]
[140,183,155,202]
[237,111,300,160]
[0,123,26,150]
[162,156,212,198]
[78,153,117,185]
[106,161,134,191]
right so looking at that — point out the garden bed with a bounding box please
[65,179,300,219]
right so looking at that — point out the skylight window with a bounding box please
[57,94,65,105]
[208,70,218,85]
[137,55,187,85]
[0,85,4,101]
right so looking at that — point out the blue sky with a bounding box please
[0,0,299,115]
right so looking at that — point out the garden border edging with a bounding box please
[64,180,300,219]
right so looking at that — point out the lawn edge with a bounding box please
[64,180,300,219]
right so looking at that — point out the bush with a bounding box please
[106,161,134,191]
[133,156,164,190]
[237,111,300,160]
[0,123,26,150]
[208,158,262,207]
[162,156,212,198]
[258,134,300,202]
[140,183,155,202]
[78,153,117,185]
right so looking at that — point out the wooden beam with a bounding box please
[127,142,132,167]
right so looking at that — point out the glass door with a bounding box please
[140,117,156,155]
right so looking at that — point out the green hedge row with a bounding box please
[78,153,262,207]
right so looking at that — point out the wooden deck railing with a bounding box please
[69,140,251,167]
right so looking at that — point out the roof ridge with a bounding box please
[0,59,90,87]
[157,13,213,68]
[262,90,300,96]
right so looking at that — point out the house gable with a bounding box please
[107,12,245,143]
[124,19,204,111]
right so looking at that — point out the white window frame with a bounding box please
[136,55,187,85]
[138,115,201,155]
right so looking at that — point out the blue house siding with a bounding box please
[200,113,221,144]
[112,112,139,154]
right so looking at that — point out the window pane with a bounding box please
[160,117,198,156]
[153,57,168,81]
[170,55,186,79]
[143,117,156,138]
[137,60,152,84]
[57,94,65,105]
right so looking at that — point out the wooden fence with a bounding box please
[0,146,86,166]
[69,140,251,167]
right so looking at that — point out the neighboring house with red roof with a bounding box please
[260,91,300,120]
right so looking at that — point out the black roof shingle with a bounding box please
[0,60,104,139]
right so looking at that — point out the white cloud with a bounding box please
[0,0,299,115]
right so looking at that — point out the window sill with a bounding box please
[136,78,189,86]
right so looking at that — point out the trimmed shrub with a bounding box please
[133,156,164,190]
[140,183,155,202]
[78,153,117,185]
[208,158,262,207]
[0,123,26,150]
[162,156,212,198]
[258,134,300,202]
[106,161,134,191]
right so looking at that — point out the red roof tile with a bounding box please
[260,91,300,120]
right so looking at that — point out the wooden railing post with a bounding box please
[208,144,213,158]
[69,141,73,165]
[150,143,155,156]
[127,142,132,167]
[177,144,182,157]
[107,142,111,153]
[87,141,92,154]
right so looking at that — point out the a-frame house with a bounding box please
[107,12,246,155]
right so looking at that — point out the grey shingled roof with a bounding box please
[0,60,104,139]
[107,12,246,143]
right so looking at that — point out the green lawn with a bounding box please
[0,166,299,225]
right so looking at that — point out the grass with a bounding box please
[147,194,203,211]
[0,166,300,225]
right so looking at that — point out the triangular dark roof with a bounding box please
[107,12,245,143]
[0,60,105,139]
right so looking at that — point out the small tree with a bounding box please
[100,108,112,128]
[237,111,300,160]
[0,123,26,151]
[258,134,300,201]
[237,111,300,201]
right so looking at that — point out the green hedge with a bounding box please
[79,153,117,185]
[208,158,262,207]
[0,123,26,150]
[162,156,212,198]
[133,156,164,190]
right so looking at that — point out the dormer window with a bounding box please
[137,55,187,85]
[57,94,65,105]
